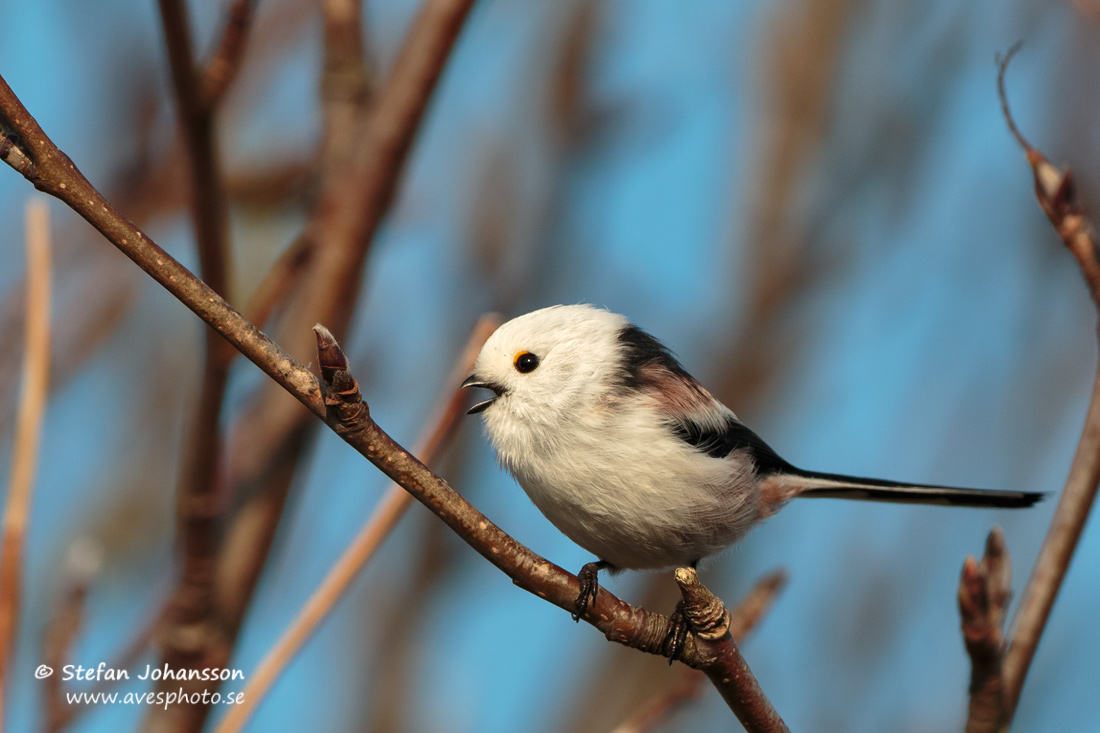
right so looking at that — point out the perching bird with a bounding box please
[462,305,1042,642]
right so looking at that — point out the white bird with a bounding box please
[462,304,1041,643]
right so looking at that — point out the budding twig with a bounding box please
[958,528,1010,733]
[996,44,1100,724]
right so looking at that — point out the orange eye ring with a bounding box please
[513,351,540,374]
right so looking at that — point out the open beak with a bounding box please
[462,374,505,415]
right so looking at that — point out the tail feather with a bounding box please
[790,470,1044,509]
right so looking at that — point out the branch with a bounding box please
[0,76,325,415]
[997,44,1100,723]
[0,200,51,721]
[958,528,1010,733]
[611,569,788,733]
[216,314,498,733]
[312,326,789,732]
[198,0,259,108]
[155,0,242,693]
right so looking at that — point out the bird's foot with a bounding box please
[573,561,605,621]
[662,600,691,664]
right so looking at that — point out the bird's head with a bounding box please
[462,305,629,432]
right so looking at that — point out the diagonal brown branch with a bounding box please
[996,44,1100,725]
[0,72,326,413]
[0,200,52,723]
[611,569,788,733]
[216,314,499,733]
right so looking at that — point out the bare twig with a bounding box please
[612,569,788,733]
[155,0,245,703]
[958,528,1010,733]
[997,45,1100,723]
[673,568,788,732]
[157,0,233,299]
[0,69,326,423]
[0,200,52,722]
[217,314,499,733]
[198,0,259,108]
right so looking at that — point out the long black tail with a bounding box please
[789,469,1044,508]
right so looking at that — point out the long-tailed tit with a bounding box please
[462,304,1042,637]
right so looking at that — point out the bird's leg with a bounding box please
[573,560,612,621]
[662,600,690,664]
[662,561,699,663]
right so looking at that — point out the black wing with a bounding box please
[616,324,793,474]
[669,413,792,474]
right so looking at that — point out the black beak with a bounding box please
[462,374,505,415]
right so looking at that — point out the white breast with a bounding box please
[484,397,760,569]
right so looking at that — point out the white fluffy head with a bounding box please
[466,305,629,428]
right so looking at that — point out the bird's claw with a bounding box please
[662,601,691,664]
[573,562,602,621]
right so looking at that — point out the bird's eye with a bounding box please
[513,351,540,374]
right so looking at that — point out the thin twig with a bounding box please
[996,45,1100,724]
[0,67,327,436]
[672,568,787,731]
[217,314,499,733]
[958,528,1010,733]
[728,569,788,642]
[611,568,788,733]
[609,671,703,733]
[0,200,52,722]
[198,0,259,109]
[155,0,243,702]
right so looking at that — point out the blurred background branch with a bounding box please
[0,200,51,725]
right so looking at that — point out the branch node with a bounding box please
[674,567,730,642]
[313,323,362,406]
